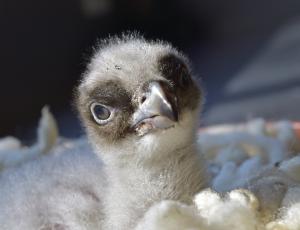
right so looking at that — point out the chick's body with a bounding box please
[0,35,207,230]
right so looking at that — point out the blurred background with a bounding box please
[1,0,300,141]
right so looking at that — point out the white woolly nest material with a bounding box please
[1,109,300,230]
[0,106,58,170]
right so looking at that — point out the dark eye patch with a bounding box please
[158,54,191,88]
[88,81,132,109]
[157,54,201,111]
[76,80,134,142]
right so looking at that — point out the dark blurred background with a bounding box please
[1,0,300,141]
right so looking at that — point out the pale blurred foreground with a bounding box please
[1,108,300,229]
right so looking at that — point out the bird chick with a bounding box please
[75,34,207,229]
[0,35,206,230]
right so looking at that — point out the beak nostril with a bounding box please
[140,95,147,104]
[134,81,178,126]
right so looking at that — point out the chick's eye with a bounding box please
[90,103,111,124]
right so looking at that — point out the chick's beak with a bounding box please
[132,82,178,133]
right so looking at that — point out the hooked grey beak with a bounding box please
[132,82,178,134]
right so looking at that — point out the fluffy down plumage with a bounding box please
[1,35,300,230]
